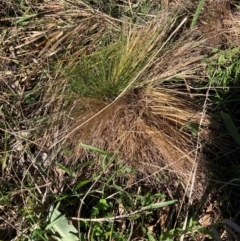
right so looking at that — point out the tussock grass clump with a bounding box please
[63,15,210,191]
[1,0,240,239]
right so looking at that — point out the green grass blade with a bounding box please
[145,199,177,210]
[221,112,240,146]
[80,143,109,155]
[223,219,240,233]
[191,0,206,29]
[16,14,37,24]
[73,180,91,192]
[56,162,76,177]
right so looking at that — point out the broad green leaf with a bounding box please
[96,198,109,211]
[46,205,80,241]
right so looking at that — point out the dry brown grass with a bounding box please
[196,0,240,47]
[54,19,211,194]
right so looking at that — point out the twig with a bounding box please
[183,77,193,99]
[10,182,52,196]
[180,83,211,241]
[72,205,156,222]
[128,0,134,17]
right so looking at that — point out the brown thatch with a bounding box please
[68,87,209,181]
[197,0,240,47]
